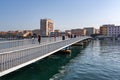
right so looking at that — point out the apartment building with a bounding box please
[100,24,120,37]
[40,19,54,37]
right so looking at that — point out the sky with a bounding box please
[0,0,120,31]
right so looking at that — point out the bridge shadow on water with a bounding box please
[0,44,88,80]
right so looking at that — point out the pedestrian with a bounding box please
[71,34,73,38]
[54,34,56,41]
[38,35,41,44]
[74,34,76,38]
[62,35,65,40]
[32,36,35,44]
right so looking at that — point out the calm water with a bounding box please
[1,40,120,80]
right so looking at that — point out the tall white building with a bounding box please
[107,25,120,37]
[40,19,54,37]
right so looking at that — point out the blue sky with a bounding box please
[0,0,120,31]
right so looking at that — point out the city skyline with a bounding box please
[1,0,120,31]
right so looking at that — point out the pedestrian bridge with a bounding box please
[0,36,91,77]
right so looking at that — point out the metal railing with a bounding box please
[0,36,91,76]
[0,37,63,51]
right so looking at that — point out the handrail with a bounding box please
[0,36,91,76]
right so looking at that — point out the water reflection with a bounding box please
[51,40,120,80]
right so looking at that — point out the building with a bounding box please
[40,19,54,37]
[95,29,100,34]
[54,29,60,32]
[50,29,61,37]
[84,27,95,36]
[100,25,111,36]
[65,30,71,36]
[71,29,86,36]
[107,25,120,37]
[100,24,120,37]
[23,30,33,38]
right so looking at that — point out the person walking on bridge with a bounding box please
[38,35,41,44]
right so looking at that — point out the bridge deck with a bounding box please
[0,37,91,77]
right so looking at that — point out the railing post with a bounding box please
[0,37,90,76]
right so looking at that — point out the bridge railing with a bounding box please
[0,37,62,50]
[0,37,91,77]
[0,39,33,50]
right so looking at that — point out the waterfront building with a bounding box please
[84,27,95,36]
[71,29,86,36]
[40,19,54,37]
[65,30,71,33]
[54,29,61,37]
[50,29,61,37]
[60,32,66,36]
[100,25,108,36]
[100,24,120,37]
[23,30,33,38]
[95,29,100,34]
[50,32,60,37]
[0,31,7,35]
[108,25,120,37]
[65,30,71,36]
[54,29,60,32]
